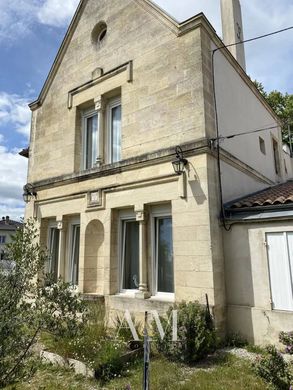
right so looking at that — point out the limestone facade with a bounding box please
[25,0,288,337]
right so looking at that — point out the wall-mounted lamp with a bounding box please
[23,183,37,204]
[172,146,188,175]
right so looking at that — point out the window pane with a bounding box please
[48,228,59,282]
[122,220,139,290]
[111,105,121,163]
[70,225,80,285]
[157,217,174,293]
[85,114,98,169]
[267,232,293,311]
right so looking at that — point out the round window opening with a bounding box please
[92,22,107,46]
[99,27,107,42]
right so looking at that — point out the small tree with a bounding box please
[0,219,86,387]
[254,81,293,146]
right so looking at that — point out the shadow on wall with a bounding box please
[224,226,255,343]
[187,162,207,205]
[84,219,104,294]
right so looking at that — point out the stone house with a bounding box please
[0,216,22,260]
[23,0,292,341]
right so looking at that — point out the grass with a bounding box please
[4,353,273,390]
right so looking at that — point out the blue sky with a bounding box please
[0,0,292,220]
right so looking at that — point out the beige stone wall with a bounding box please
[224,221,293,344]
[28,0,207,183]
[26,153,226,331]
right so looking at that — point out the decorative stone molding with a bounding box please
[67,61,133,109]
[86,189,105,211]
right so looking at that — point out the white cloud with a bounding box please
[0,144,27,221]
[0,0,80,42]
[38,0,80,28]
[0,92,31,139]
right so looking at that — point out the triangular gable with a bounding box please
[29,0,184,111]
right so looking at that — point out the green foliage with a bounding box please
[279,331,293,354]
[153,301,216,363]
[113,314,142,350]
[42,303,130,382]
[253,345,292,389]
[225,332,248,348]
[254,80,293,145]
[0,219,87,387]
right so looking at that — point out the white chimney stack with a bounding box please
[221,0,246,71]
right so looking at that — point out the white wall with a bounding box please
[214,48,287,189]
[221,161,270,203]
[224,221,293,344]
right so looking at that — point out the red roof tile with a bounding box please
[229,181,293,209]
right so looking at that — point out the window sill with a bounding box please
[149,293,175,303]
[116,291,139,299]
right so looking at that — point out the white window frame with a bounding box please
[266,231,293,311]
[150,205,174,299]
[106,97,121,164]
[118,210,139,295]
[47,221,59,279]
[82,108,99,170]
[67,217,81,287]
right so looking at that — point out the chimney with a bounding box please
[221,0,246,71]
[5,216,9,224]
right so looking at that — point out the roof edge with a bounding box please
[29,0,218,111]
[29,0,87,111]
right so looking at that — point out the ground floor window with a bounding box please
[69,224,80,285]
[118,206,174,296]
[48,227,59,282]
[121,219,139,290]
[155,216,174,294]
[267,232,293,311]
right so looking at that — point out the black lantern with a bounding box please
[172,146,188,175]
[23,183,37,204]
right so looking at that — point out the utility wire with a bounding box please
[213,124,281,141]
[211,25,293,231]
[213,25,293,53]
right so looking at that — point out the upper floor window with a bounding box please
[0,236,6,244]
[82,109,99,170]
[107,97,121,164]
[81,96,121,170]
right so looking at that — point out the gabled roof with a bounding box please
[28,0,216,111]
[28,0,280,127]
[227,181,293,210]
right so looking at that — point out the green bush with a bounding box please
[153,301,216,363]
[113,314,142,350]
[253,345,292,389]
[280,331,293,354]
[42,303,130,382]
[0,219,86,387]
[225,332,247,348]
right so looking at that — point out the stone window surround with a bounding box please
[117,203,174,301]
[80,94,121,170]
[46,216,81,287]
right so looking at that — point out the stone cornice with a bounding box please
[30,138,210,191]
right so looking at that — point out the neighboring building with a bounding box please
[224,181,293,344]
[23,0,292,341]
[0,217,21,260]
